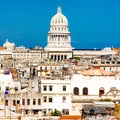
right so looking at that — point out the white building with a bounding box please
[0,39,14,60]
[3,39,15,51]
[12,46,44,63]
[0,69,21,113]
[71,67,120,115]
[40,79,72,116]
[0,69,20,93]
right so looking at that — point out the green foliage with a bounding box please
[43,59,47,61]
[100,98,112,102]
[50,109,62,116]
[73,57,80,60]
[48,58,52,61]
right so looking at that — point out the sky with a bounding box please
[0,0,120,49]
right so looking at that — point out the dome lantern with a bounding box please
[57,6,62,13]
[50,7,68,26]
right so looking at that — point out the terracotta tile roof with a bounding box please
[0,46,6,50]
[113,48,120,52]
[82,66,114,76]
[60,115,81,119]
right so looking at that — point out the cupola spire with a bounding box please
[57,6,62,13]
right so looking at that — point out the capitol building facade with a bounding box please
[45,6,73,61]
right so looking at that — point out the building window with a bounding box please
[61,55,63,60]
[62,109,69,115]
[43,109,47,116]
[64,55,67,59]
[106,61,110,64]
[48,109,52,114]
[48,97,53,102]
[63,85,66,91]
[58,55,60,60]
[101,62,105,64]
[13,100,16,106]
[17,100,20,104]
[112,61,115,64]
[22,99,25,105]
[5,100,8,106]
[51,55,53,59]
[45,67,47,72]
[62,96,66,103]
[99,87,105,97]
[5,86,9,91]
[15,86,18,91]
[83,87,88,95]
[54,55,56,61]
[49,85,53,91]
[38,99,41,105]
[117,62,120,64]
[43,96,47,102]
[27,99,30,105]
[40,67,43,72]
[33,99,36,105]
[43,85,47,91]
[73,87,79,95]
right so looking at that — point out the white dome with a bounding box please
[45,6,73,52]
[3,39,15,50]
[50,7,68,26]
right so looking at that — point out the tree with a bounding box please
[50,109,62,116]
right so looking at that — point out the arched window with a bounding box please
[83,87,88,95]
[99,87,105,97]
[73,87,79,95]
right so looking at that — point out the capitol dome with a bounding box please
[50,6,68,26]
[45,6,73,54]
